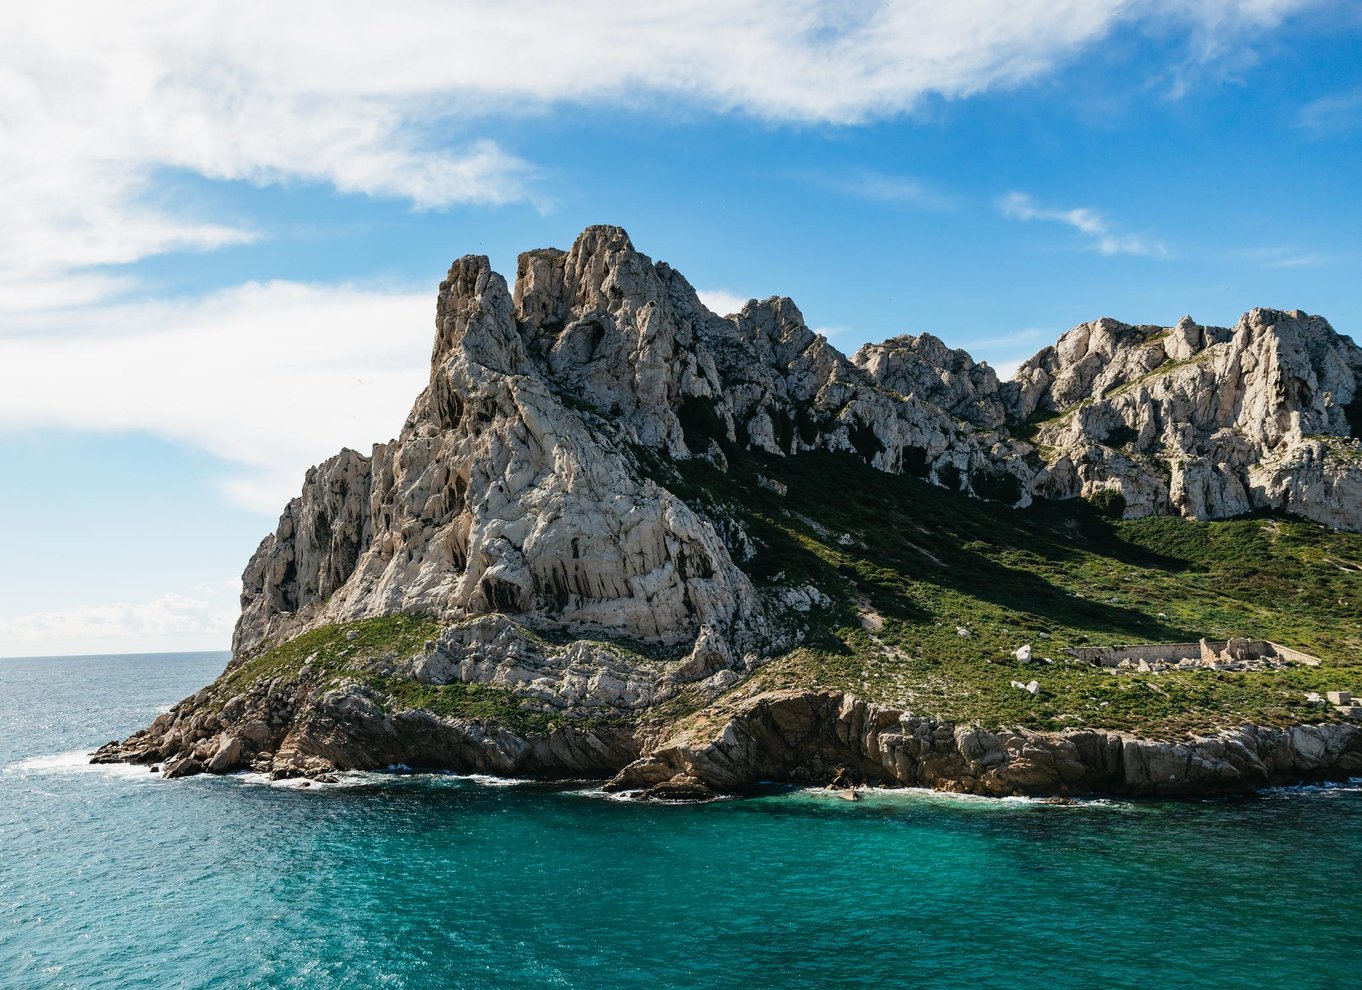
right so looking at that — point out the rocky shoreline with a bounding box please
[93,683,1362,801]
[92,225,1362,806]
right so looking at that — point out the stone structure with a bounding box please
[1067,639,1321,673]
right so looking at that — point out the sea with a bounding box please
[1,651,1359,990]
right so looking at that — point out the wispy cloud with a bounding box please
[696,289,757,316]
[1234,246,1335,269]
[997,191,1168,257]
[1152,0,1324,98]
[961,327,1057,380]
[1298,87,1362,134]
[0,593,236,657]
[0,281,433,514]
[814,169,956,210]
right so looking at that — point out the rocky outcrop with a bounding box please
[232,230,1362,677]
[94,224,1362,801]
[94,677,1362,797]
[92,662,640,782]
[605,690,1362,798]
[233,225,1043,669]
[1011,310,1362,527]
[853,333,1012,429]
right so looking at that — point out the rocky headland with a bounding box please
[95,225,1362,798]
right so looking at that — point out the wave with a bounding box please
[1261,777,1362,799]
[791,784,1132,812]
[2,748,154,781]
[225,766,554,792]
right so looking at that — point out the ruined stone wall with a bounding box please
[1068,640,1321,668]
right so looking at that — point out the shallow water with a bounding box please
[2,652,1359,989]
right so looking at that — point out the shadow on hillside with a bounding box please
[677,450,1205,643]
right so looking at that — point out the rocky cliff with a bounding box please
[1008,311,1362,527]
[94,226,1362,798]
[232,225,1046,668]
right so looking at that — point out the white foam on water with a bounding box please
[226,767,542,792]
[1262,777,1362,799]
[230,769,391,791]
[3,749,155,781]
[795,784,1130,812]
[449,772,531,788]
[573,787,643,802]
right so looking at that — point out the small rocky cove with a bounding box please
[94,225,1362,802]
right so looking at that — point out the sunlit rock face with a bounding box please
[233,225,1044,663]
[1009,309,1362,527]
[233,227,1362,668]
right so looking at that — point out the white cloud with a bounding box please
[696,289,757,316]
[0,281,433,513]
[815,170,956,210]
[0,593,236,658]
[0,1,1319,312]
[997,191,1168,257]
[1147,0,1324,96]
[1235,246,1335,269]
[1298,87,1362,134]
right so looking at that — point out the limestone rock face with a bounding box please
[853,333,1011,429]
[604,689,1362,798]
[1011,309,1362,527]
[94,228,1362,798]
[234,229,1361,681]
[233,225,1042,666]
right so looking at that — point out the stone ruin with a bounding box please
[1066,638,1322,675]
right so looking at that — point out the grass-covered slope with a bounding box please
[658,449,1362,736]
[210,614,563,733]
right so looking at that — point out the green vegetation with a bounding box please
[210,611,641,734]
[215,613,443,699]
[1087,488,1127,520]
[661,449,1362,736]
[212,446,1362,741]
[208,613,602,734]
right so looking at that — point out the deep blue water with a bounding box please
[2,652,1360,989]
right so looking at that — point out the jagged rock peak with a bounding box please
[233,224,1046,665]
[853,332,1012,428]
[1015,307,1362,529]
[233,226,1362,670]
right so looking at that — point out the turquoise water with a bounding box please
[2,653,1360,989]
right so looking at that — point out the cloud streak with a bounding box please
[997,191,1168,257]
[0,281,434,513]
[0,593,236,658]
[1298,87,1362,134]
[814,170,957,210]
[696,289,757,316]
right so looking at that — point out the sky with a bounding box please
[1,0,1360,657]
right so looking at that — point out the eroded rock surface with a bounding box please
[94,225,1362,799]
[606,690,1362,798]
[1013,311,1362,527]
[234,225,1044,668]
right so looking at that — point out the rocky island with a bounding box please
[95,226,1362,798]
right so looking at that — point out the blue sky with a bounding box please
[1,1,1360,656]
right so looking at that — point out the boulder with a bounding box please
[206,736,244,774]
[162,757,204,779]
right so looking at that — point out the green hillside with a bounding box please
[659,449,1362,735]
